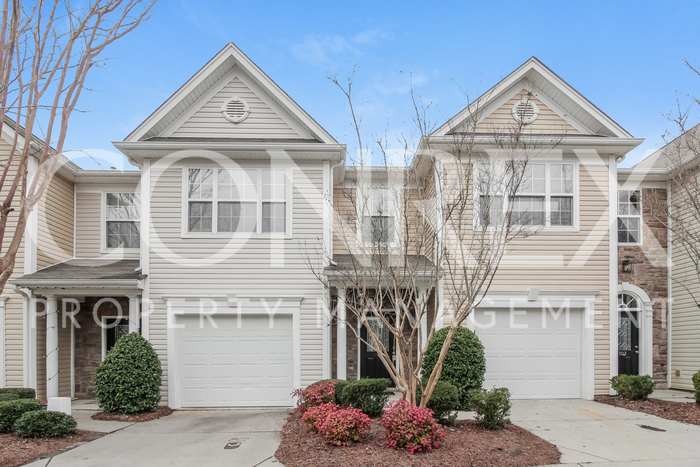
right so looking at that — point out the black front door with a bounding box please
[360,315,394,381]
[618,311,639,375]
[105,318,129,354]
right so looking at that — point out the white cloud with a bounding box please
[290,27,393,66]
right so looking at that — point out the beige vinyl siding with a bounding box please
[147,159,326,403]
[0,138,26,388]
[37,174,74,268]
[474,91,581,135]
[75,188,139,259]
[669,170,700,390]
[172,75,303,139]
[332,187,357,254]
[439,160,611,394]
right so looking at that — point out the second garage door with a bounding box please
[177,314,294,407]
[473,309,582,399]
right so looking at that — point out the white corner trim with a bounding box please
[582,299,596,400]
[336,288,347,380]
[0,296,6,387]
[141,159,151,340]
[666,180,673,387]
[25,158,38,275]
[609,157,618,388]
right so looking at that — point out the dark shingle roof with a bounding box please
[14,259,143,282]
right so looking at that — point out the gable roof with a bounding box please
[123,43,338,144]
[632,123,700,171]
[432,57,633,139]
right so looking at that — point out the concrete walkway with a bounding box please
[25,408,290,467]
[511,399,700,466]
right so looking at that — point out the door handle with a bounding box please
[635,351,639,354]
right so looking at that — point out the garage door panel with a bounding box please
[177,314,294,407]
[475,309,582,399]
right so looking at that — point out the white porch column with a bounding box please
[128,295,141,334]
[336,288,347,380]
[418,289,428,352]
[45,295,59,399]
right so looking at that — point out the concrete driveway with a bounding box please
[511,399,700,466]
[26,408,290,467]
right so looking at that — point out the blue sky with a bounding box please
[63,0,700,170]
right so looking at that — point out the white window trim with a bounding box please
[181,167,293,239]
[100,189,141,254]
[355,185,401,248]
[617,189,643,245]
[474,161,580,232]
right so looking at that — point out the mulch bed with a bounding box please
[596,396,700,426]
[91,406,174,422]
[275,411,561,467]
[0,430,101,467]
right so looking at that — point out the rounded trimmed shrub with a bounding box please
[693,371,700,404]
[293,380,337,413]
[381,399,445,454]
[416,381,459,425]
[13,410,77,438]
[469,387,511,430]
[610,374,655,400]
[308,379,349,405]
[421,327,486,409]
[319,406,372,446]
[0,393,20,402]
[0,399,44,432]
[341,378,391,416]
[94,333,162,414]
[0,388,36,400]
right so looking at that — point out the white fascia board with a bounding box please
[73,171,141,185]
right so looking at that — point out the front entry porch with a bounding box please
[10,259,145,400]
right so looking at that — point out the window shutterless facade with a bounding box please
[105,193,140,248]
[185,168,290,235]
[477,162,577,229]
[617,190,641,244]
[358,187,398,245]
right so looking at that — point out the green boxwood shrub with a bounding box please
[469,387,511,430]
[416,380,459,425]
[610,375,655,400]
[0,388,36,400]
[309,379,349,405]
[341,378,391,417]
[94,333,162,414]
[13,410,76,438]
[692,371,700,404]
[0,393,20,402]
[421,327,486,409]
[0,399,44,432]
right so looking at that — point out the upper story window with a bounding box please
[105,193,140,248]
[359,187,397,245]
[618,190,641,244]
[477,162,576,228]
[186,168,290,235]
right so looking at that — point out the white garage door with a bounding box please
[473,309,582,399]
[177,314,294,407]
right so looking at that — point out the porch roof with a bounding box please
[324,254,442,286]
[10,259,145,295]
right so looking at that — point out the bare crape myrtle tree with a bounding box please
[306,71,561,406]
[0,0,156,294]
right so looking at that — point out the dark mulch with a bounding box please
[596,396,700,426]
[91,406,174,422]
[275,411,561,467]
[0,430,101,467]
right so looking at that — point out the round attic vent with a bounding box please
[221,97,250,123]
[512,98,539,124]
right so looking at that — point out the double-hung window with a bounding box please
[105,193,140,248]
[360,188,397,245]
[617,190,641,243]
[477,162,576,228]
[186,168,289,234]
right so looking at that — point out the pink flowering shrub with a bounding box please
[302,402,339,433]
[381,399,446,454]
[319,406,372,446]
[292,381,338,414]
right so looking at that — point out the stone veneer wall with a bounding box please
[73,296,130,398]
[618,188,668,386]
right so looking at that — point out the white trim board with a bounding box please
[0,296,6,387]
